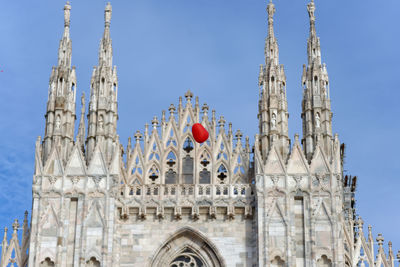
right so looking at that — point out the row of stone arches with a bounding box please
[126,136,247,186]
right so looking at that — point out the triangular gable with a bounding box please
[264,145,286,175]
[65,145,86,175]
[145,132,162,161]
[314,199,332,223]
[128,144,144,172]
[163,121,179,148]
[41,204,60,231]
[267,201,287,226]
[180,106,196,133]
[4,236,23,267]
[287,144,309,175]
[310,145,331,174]
[85,201,105,228]
[214,131,231,157]
[88,143,107,175]
[43,146,63,176]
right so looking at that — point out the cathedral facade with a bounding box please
[1,1,398,267]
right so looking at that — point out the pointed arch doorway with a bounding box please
[150,227,225,267]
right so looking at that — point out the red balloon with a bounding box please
[192,123,209,143]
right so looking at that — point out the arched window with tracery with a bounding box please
[148,165,160,184]
[217,164,228,184]
[165,151,177,184]
[182,137,194,184]
[170,248,205,267]
[199,151,211,184]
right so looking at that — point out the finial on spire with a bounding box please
[267,0,276,37]
[64,2,71,28]
[307,0,316,23]
[105,2,112,27]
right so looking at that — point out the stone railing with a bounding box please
[124,184,253,199]
[118,184,254,220]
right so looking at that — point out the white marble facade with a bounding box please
[0,1,399,267]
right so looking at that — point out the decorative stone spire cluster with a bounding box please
[258,0,290,161]
[86,2,119,164]
[0,212,30,267]
[301,0,333,161]
[42,1,77,164]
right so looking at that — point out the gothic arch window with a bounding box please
[182,137,194,184]
[183,137,194,153]
[165,151,177,184]
[271,256,284,267]
[170,248,205,267]
[151,227,225,267]
[148,165,160,184]
[182,155,194,184]
[86,257,100,267]
[217,164,228,184]
[40,257,55,267]
[199,151,211,184]
[317,255,332,267]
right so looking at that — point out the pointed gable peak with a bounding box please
[310,143,330,174]
[265,144,286,175]
[88,141,107,175]
[44,146,64,176]
[287,140,309,175]
[65,144,87,176]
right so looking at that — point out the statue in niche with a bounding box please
[271,113,276,129]
[98,115,104,131]
[315,113,321,128]
[55,116,61,130]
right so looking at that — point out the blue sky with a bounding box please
[0,0,399,255]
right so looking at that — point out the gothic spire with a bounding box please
[301,0,333,161]
[306,0,321,66]
[58,1,72,67]
[265,0,279,66]
[99,2,113,68]
[86,2,119,164]
[42,1,77,164]
[257,0,290,161]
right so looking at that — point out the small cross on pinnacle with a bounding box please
[218,116,226,128]
[184,90,193,102]
[134,131,142,142]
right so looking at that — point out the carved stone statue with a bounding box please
[315,112,321,128]
[271,113,276,129]
[98,115,104,130]
[55,116,61,130]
